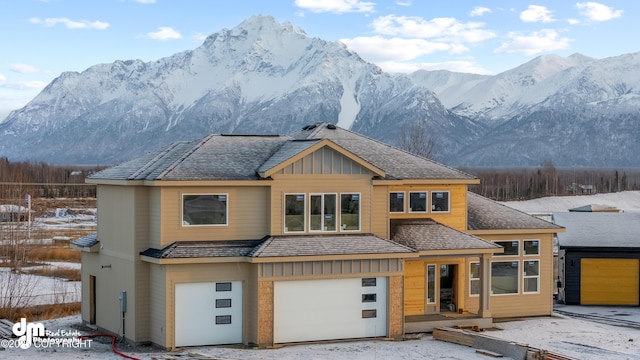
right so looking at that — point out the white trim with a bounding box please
[490,260,520,296]
[523,239,540,256]
[522,259,540,294]
[469,261,480,297]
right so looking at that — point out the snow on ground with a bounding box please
[1,308,640,359]
[500,190,640,214]
[0,267,81,306]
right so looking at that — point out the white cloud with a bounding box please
[568,18,580,25]
[576,2,623,22]
[193,32,208,42]
[294,0,375,13]
[495,29,572,55]
[371,15,496,43]
[470,6,491,17]
[133,0,156,3]
[146,27,182,41]
[340,36,468,62]
[29,17,110,30]
[10,64,38,73]
[0,74,6,82]
[520,5,555,23]
[396,1,411,6]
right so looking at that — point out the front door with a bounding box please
[425,264,457,314]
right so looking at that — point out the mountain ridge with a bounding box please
[1,15,639,167]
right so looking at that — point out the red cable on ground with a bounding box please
[78,334,140,360]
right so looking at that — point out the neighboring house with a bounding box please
[0,204,30,222]
[554,212,640,306]
[568,204,620,212]
[71,123,563,349]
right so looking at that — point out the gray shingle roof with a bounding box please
[140,239,267,259]
[251,234,415,257]
[467,192,563,231]
[90,135,291,181]
[91,123,476,181]
[391,219,501,251]
[257,139,320,174]
[71,233,98,248]
[291,122,476,180]
[554,212,640,248]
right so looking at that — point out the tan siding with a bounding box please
[149,264,167,347]
[388,184,468,230]
[134,188,150,341]
[471,233,555,318]
[371,185,389,238]
[269,174,373,235]
[159,186,270,247]
[164,263,257,349]
[149,188,161,249]
[404,260,425,315]
[97,185,136,254]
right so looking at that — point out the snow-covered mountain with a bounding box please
[1,15,639,167]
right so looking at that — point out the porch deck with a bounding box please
[405,312,493,333]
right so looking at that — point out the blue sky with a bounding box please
[0,0,635,119]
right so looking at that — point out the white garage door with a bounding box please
[175,281,242,347]
[274,277,387,343]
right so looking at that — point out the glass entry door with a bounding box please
[425,264,457,314]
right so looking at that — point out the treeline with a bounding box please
[0,157,104,199]
[462,162,640,201]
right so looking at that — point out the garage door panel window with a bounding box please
[215,315,232,325]
[216,282,232,292]
[362,278,376,287]
[524,240,539,255]
[362,294,377,302]
[523,260,540,293]
[362,309,377,318]
[491,261,519,295]
[216,299,232,308]
[182,194,228,226]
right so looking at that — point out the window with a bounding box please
[310,194,337,231]
[409,192,427,213]
[362,294,377,303]
[182,194,227,226]
[285,194,305,232]
[215,315,232,325]
[431,191,449,212]
[340,193,360,231]
[216,282,232,292]
[470,262,480,296]
[491,261,519,294]
[523,260,540,293]
[495,241,519,256]
[426,264,436,303]
[389,192,404,213]
[362,278,377,287]
[362,310,377,318]
[215,299,232,308]
[524,240,540,255]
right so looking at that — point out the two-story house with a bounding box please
[72,123,563,349]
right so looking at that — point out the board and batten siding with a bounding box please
[155,186,270,248]
[387,184,468,231]
[163,263,259,349]
[269,174,373,235]
[465,233,554,318]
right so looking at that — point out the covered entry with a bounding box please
[273,277,387,343]
[581,258,639,305]
[175,281,243,347]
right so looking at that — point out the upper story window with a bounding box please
[389,192,404,213]
[310,193,337,232]
[524,240,540,255]
[285,194,306,232]
[340,193,360,231]
[431,191,450,212]
[182,194,228,226]
[495,241,519,256]
[409,191,427,213]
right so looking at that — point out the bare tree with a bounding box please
[396,121,437,159]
